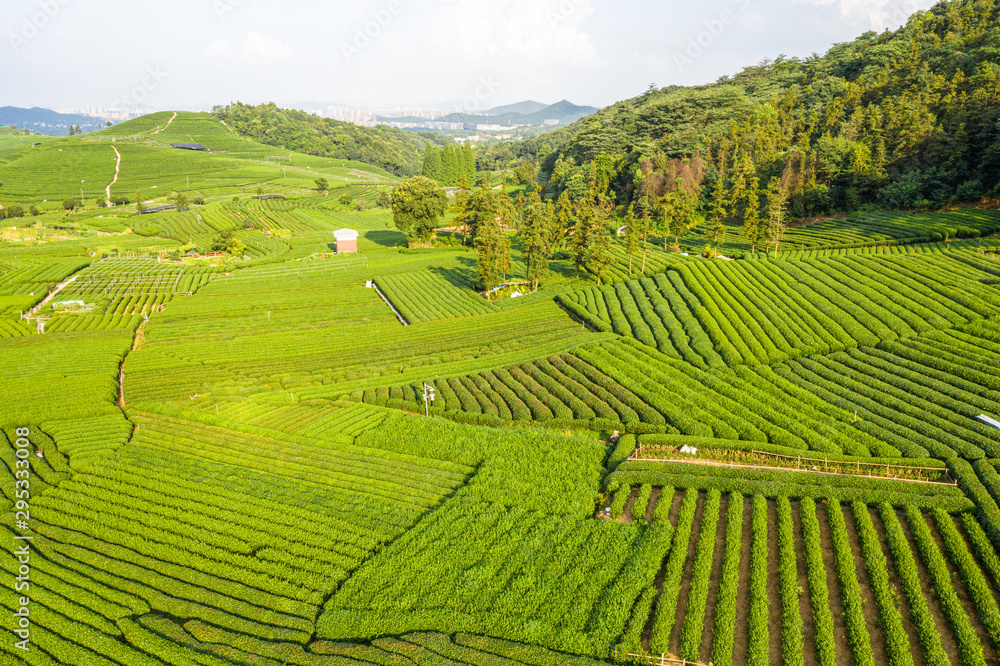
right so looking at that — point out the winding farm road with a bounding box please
[152,112,177,134]
[106,146,122,204]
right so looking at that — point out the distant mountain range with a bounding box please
[378,100,599,128]
[0,107,106,135]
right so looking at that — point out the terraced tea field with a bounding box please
[5,111,1000,666]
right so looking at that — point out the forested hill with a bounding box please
[510,0,1000,216]
[213,102,445,177]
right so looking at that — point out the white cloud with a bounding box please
[423,0,601,70]
[793,0,934,30]
[205,33,292,66]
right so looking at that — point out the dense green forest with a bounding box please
[483,0,1000,219]
[213,102,445,176]
[421,142,477,186]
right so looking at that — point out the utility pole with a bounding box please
[422,382,436,417]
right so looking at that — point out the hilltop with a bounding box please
[493,0,1000,215]
[213,102,446,177]
[382,99,599,128]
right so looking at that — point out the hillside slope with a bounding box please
[213,102,445,177]
[506,0,1000,214]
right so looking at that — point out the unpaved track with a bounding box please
[106,146,121,204]
[152,112,177,134]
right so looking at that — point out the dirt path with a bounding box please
[646,487,662,521]
[923,512,998,663]
[793,502,819,666]
[766,499,783,664]
[896,508,961,663]
[954,514,1000,610]
[669,490,706,653]
[698,493,729,661]
[152,112,177,134]
[733,498,753,666]
[816,507,853,666]
[106,146,121,204]
[843,505,888,665]
[24,273,81,319]
[870,506,926,666]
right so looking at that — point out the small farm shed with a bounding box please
[170,143,208,151]
[334,229,360,254]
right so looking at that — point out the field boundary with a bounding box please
[371,281,410,326]
[628,447,955,486]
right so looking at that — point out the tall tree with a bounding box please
[520,193,554,290]
[662,178,699,250]
[391,176,449,242]
[421,145,443,182]
[743,173,761,254]
[474,191,515,297]
[461,142,476,182]
[707,179,728,256]
[441,144,460,185]
[555,190,575,250]
[623,205,639,275]
[764,177,789,258]
[451,174,474,245]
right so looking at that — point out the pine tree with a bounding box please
[452,174,474,245]
[461,142,476,183]
[662,178,699,251]
[764,177,789,258]
[441,144,460,186]
[555,190,574,251]
[708,179,728,256]
[623,205,639,275]
[520,193,553,290]
[743,174,761,254]
[476,211,512,297]
[422,145,443,182]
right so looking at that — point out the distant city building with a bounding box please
[544,119,560,126]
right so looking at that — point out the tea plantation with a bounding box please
[5,113,1000,666]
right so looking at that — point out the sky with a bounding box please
[1,0,939,114]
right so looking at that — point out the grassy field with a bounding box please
[4,111,1000,665]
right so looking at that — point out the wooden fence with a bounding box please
[612,650,708,666]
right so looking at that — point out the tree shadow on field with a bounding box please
[364,229,408,248]
[429,264,478,290]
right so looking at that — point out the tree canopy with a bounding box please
[391,176,449,241]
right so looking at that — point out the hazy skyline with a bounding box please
[2,0,938,113]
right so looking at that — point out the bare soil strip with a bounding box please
[896,508,962,665]
[843,505,888,665]
[669,491,706,653]
[923,512,998,663]
[733,497,753,666]
[667,487,684,526]
[105,146,121,203]
[869,506,926,666]
[646,487,662,521]
[953,513,1000,611]
[767,499,783,663]
[698,493,730,662]
[793,501,819,666]
[816,507,853,666]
